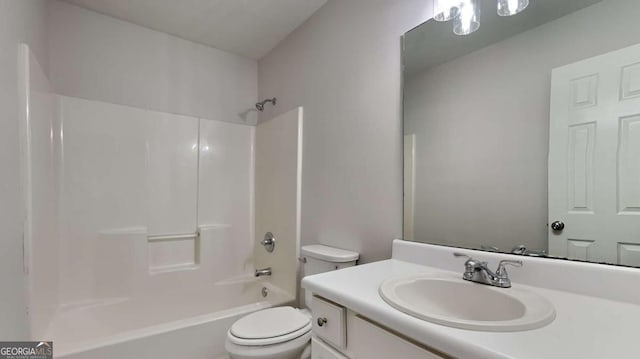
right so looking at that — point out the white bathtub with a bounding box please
[46,280,293,359]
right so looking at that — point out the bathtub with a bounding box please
[45,280,293,359]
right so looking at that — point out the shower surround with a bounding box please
[20,45,301,358]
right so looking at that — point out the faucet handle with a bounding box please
[511,245,527,255]
[481,245,500,252]
[453,253,486,272]
[453,252,471,260]
[453,253,484,264]
[453,253,479,265]
[496,260,523,277]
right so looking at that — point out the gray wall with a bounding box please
[47,0,258,125]
[0,0,48,339]
[404,0,640,252]
[258,0,431,263]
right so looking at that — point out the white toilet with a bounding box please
[225,244,359,359]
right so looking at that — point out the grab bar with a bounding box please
[147,231,199,242]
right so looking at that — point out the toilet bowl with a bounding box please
[225,245,359,359]
[225,307,311,359]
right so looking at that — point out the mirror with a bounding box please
[403,0,640,267]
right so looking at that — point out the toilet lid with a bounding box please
[230,307,310,340]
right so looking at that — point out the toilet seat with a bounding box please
[227,307,312,346]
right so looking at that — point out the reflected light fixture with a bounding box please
[453,0,480,36]
[497,0,529,16]
[433,0,462,22]
[434,0,530,36]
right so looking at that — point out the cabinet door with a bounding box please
[312,296,347,349]
[312,337,348,359]
[350,316,446,359]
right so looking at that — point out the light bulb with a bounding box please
[453,0,480,35]
[433,0,462,22]
[497,0,529,16]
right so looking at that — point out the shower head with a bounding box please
[256,97,277,112]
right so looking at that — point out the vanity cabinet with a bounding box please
[311,337,348,359]
[311,296,347,349]
[311,295,450,359]
[350,316,447,359]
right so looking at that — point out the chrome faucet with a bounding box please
[453,253,522,288]
[255,267,272,277]
[511,245,548,257]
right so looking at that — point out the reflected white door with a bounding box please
[404,134,415,241]
[549,43,640,266]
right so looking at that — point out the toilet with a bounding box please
[225,244,359,359]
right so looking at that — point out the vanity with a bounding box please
[303,1,640,357]
[303,240,640,359]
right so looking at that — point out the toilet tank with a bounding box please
[301,245,359,277]
[300,245,359,308]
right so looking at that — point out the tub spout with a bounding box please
[255,267,272,277]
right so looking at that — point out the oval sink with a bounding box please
[379,275,555,331]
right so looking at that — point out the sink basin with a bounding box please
[379,274,555,331]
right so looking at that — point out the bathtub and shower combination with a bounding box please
[20,45,302,359]
[48,280,292,358]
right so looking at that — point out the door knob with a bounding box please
[551,221,565,232]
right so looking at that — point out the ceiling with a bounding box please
[62,0,328,59]
[404,0,602,76]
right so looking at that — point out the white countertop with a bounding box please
[302,258,640,359]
